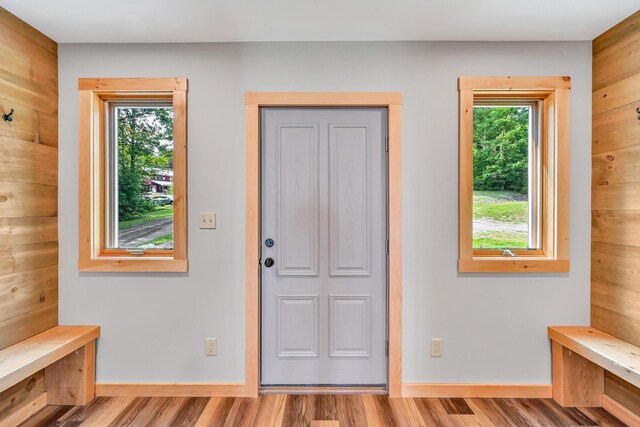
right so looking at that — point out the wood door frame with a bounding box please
[245,92,403,398]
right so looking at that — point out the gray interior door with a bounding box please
[261,108,388,386]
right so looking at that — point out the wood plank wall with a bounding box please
[591,10,640,417]
[0,7,58,422]
[0,8,58,349]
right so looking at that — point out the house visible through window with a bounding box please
[105,101,175,251]
[472,101,541,251]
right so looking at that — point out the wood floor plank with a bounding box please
[171,397,210,427]
[310,422,339,427]
[194,397,222,427]
[15,394,632,426]
[578,407,630,427]
[223,397,259,427]
[78,397,136,427]
[540,398,598,426]
[389,398,412,427]
[494,398,540,427]
[205,397,235,427]
[396,399,444,427]
[370,395,399,427]
[448,413,487,426]
[401,398,428,427]
[414,398,454,427]
[464,400,497,427]
[472,399,520,427]
[251,394,286,427]
[107,396,152,427]
[302,394,316,426]
[281,394,312,427]
[441,398,474,415]
[513,398,570,426]
[313,394,337,421]
[132,397,186,427]
[336,395,367,427]
[362,394,384,427]
[56,397,112,425]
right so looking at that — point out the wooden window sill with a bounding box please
[458,259,569,273]
[78,258,188,272]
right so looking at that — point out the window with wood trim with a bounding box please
[458,76,570,273]
[78,78,188,272]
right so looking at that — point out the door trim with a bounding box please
[245,92,403,397]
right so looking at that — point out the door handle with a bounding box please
[264,258,275,268]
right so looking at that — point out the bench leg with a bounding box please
[45,340,96,405]
[552,341,604,407]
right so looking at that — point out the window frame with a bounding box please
[458,76,570,273]
[78,78,188,272]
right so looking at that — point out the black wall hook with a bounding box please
[2,109,14,122]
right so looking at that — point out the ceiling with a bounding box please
[1,0,638,43]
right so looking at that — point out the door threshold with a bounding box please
[260,386,388,395]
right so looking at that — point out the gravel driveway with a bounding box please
[119,217,173,247]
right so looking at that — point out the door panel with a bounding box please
[276,124,319,276]
[277,295,319,357]
[329,125,371,276]
[261,108,387,386]
[329,294,371,357]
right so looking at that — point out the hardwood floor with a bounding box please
[18,395,627,426]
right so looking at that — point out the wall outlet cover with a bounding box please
[430,338,443,357]
[205,337,217,356]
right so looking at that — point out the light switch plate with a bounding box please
[200,212,216,229]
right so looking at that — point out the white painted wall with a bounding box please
[58,41,591,384]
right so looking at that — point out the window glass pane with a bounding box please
[107,103,174,250]
[472,105,538,250]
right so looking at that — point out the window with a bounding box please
[78,78,188,272]
[458,76,570,273]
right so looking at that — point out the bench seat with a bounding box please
[0,325,100,405]
[548,326,640,407]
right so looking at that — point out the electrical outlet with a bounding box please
[430,338,443,357]
[200,212,216,229]
[205,337,217,356]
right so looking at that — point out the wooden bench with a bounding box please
[0,325,100,424]
[548,326,640,409]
